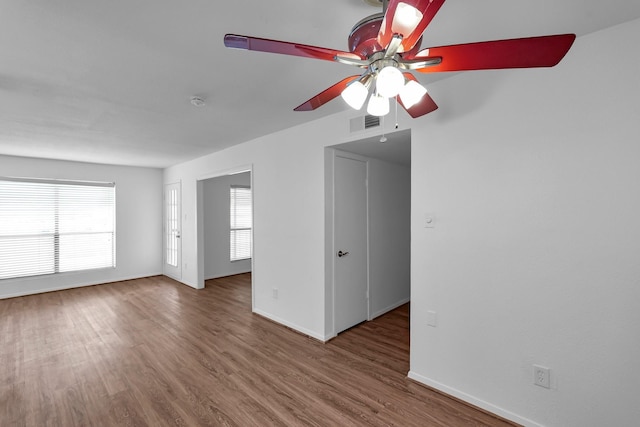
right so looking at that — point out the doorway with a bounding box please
[196,166,254,309]
[334,153,369,333]
[164,181,182,280]
[326,129,411,338]
[202,172,252,280]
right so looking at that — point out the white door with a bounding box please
[165,182,182,279]
[334,155,369,334]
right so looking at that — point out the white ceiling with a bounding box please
[1,0,639,168]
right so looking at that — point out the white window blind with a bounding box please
[0,177,116,280]
[230,185,252,261]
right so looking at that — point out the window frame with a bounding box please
[0,176,116,280]
[229,185,252,262]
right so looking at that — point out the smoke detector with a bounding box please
[190,96,206,107]
[363,0,383,7]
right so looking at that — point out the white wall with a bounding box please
[164,18,640,425]
[408,19,640,427]
[203,172,251,279]
[164,111,392,340]
[0,155,163,299]
[368,156,411,318]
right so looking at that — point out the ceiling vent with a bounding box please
[350,115,380,133]
[365,114,381,129]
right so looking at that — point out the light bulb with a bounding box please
[341,81,368,110]
[399,80,428,108]
[376,66,404,98]
[391,3,424,36]
[367,93,389,117]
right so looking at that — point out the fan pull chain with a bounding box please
[380,114,387,143]
[395,96,399,129]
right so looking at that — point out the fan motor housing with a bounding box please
[348,13,422,58]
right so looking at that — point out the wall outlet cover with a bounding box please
[533,365,551,389]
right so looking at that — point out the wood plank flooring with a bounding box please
[0,274,518,426]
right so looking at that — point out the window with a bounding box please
[230,185,251,261]
[0,177,116,280]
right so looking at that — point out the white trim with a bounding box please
[0,273,162,300]
[205,269,252,281]
[407,371,543,427]
[0,176,115,187]
[177,277,200,289]
[370,297,410,320]
[164,270,183,282]
[253,308,327,342]
[197,164,253,182]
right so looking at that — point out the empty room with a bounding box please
[1,1,639,426]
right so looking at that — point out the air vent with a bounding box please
[364,115,381,129]
[350,115,381,133]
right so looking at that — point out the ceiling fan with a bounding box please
[224,0,575,118]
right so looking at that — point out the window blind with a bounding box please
[0,177,116,280]
[230,185,252,261]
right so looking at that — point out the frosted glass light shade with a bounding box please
[391,3,424,36]
[376,66,404,98]
[367,93,389,117]
[399,80,428,108]
[341,81,369,110]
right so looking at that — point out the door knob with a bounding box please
[337,250,349,258]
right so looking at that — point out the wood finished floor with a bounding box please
[0,274,517,426]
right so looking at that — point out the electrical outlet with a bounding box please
[272,288,278,299]
[533,365,550,389]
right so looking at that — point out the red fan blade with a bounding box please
[413,34,576,73]
[397,73,438,118]
[378,0,446,53]
[224,34,363,62]
[294,75,361,111]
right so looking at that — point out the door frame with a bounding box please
[164,181,182,280]
[325,148,371,339]
[196,164,255,310]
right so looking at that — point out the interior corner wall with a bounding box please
[0,155,163,299]
[408,18,640,427]
[203,172,251,279]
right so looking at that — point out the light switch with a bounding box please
[427,311,437,327]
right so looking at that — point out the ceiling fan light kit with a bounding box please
[399,79,427,109]
[389,3,424,37]
[341,76,371,110]
[376,65,405,98]
[224,0,576,119]
[367,93,390,116]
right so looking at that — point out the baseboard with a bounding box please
[407,371,541,427]
[205,270,252,281]
[253,308,327,342]
[0,273,163,300]
[370,297,410,320]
